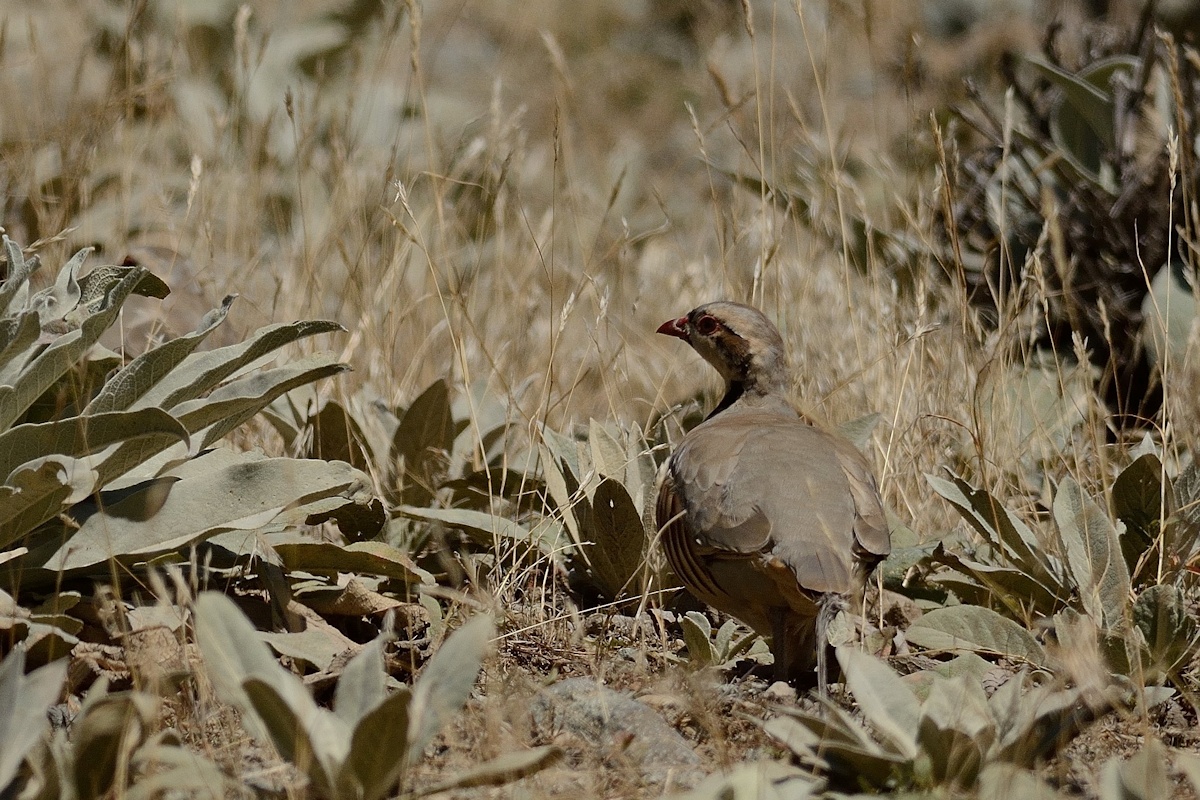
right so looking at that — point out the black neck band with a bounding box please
[708,381,745,419]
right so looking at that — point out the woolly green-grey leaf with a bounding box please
[664,760,821,800]
[85,295,236,414]
[585,477,648,600]
[260,629,347,671]
[927,474,1060,592]
[195,591,347,776]
[273,539,432,585]
[392,379,455,507]
[763,710,904,787]
[96,358,359,487]
[1055,477,1130,630]
[398,504,555,553]
[1099,738,1169,800]
[1113,454,1165,535]
[588,419,627,481]
[411,746,564,797]
[681,612,714,666]
[75,265,170,312]
[0,648,67,793]
[340,687,413,800]
[29,247,85,325]
[129,319,342,412]
[0,456,96,548]
[194,592,303,704]
[242,677,336,797]
[0,312,40,383]
[407,614,493,764]
[0,268,148,431]
[334,636,388,726]
[1143,261,1199,371]
[41,453,369,571]
[0,236,38,314]
[920,674,993,742]
[170,354,348,449]
[1176,751,1200,796]
[540,425,583,488]
[1113,452,1166,581]
[0,409,188,482]
[1133,584,1200,680]
[1027,55,1128,176]
[123,738,230,800]
[905,606,1047,666]
[930,545,1065,618]
[538,443,579,542]
[70,691,159,799]
[978,764,1064,800]
[918,675,993,788]
[837,647,920,759]
[992,683,1101,765]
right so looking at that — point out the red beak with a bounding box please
[657,316,689,341]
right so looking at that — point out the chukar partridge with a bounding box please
[655,301,891,688]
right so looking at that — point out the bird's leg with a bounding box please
[815,593,846,697]
[815,625,829,698]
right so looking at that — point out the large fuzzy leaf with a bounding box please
[583,477,649,600]
[129,319,343,412]
[763,708,906,787]
[0,457,90,546]
[905,606,1047,667]
[195,591,350,782]
[411,746,564,797]
[1099,738,1169,800]
[977,764,1063,800]
[84,295,235,414]
[398,505,561,555]
[69,689,160,799]
[0,312,41,384]
[0,409,188,482]
[928,474,1063,598]
[333,636,388,726]
[991,682,1102,765]
[172,354,349,449]
[918,675,994,789]
[38,451,371,572]
[391,379,455,506]
[407,614,493,764]
[1133,584,1200,680]
[0,237,39,314]
[339,687,414,800]
[1055,478,1130,630]
[272,539,432,585]
[243,677,339,796]
[0,268,148,430]
[94,354,351,489]
[123,734,230,800]
[930,544,1065,619]
[0,648,67,793]
[837,647,920,759]
[28,247,85,326]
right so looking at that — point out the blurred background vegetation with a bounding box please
[3,0,1200,797]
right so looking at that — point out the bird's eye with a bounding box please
[695,315,719,335]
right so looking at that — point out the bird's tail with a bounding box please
[815,593,847,696]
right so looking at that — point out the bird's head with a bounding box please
[657,301,789,395]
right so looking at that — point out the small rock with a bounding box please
[763,681,797,703]
[529,677,705,790]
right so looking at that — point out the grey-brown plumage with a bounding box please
[655,301,890,688]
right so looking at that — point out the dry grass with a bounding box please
[3,0,1198,796]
